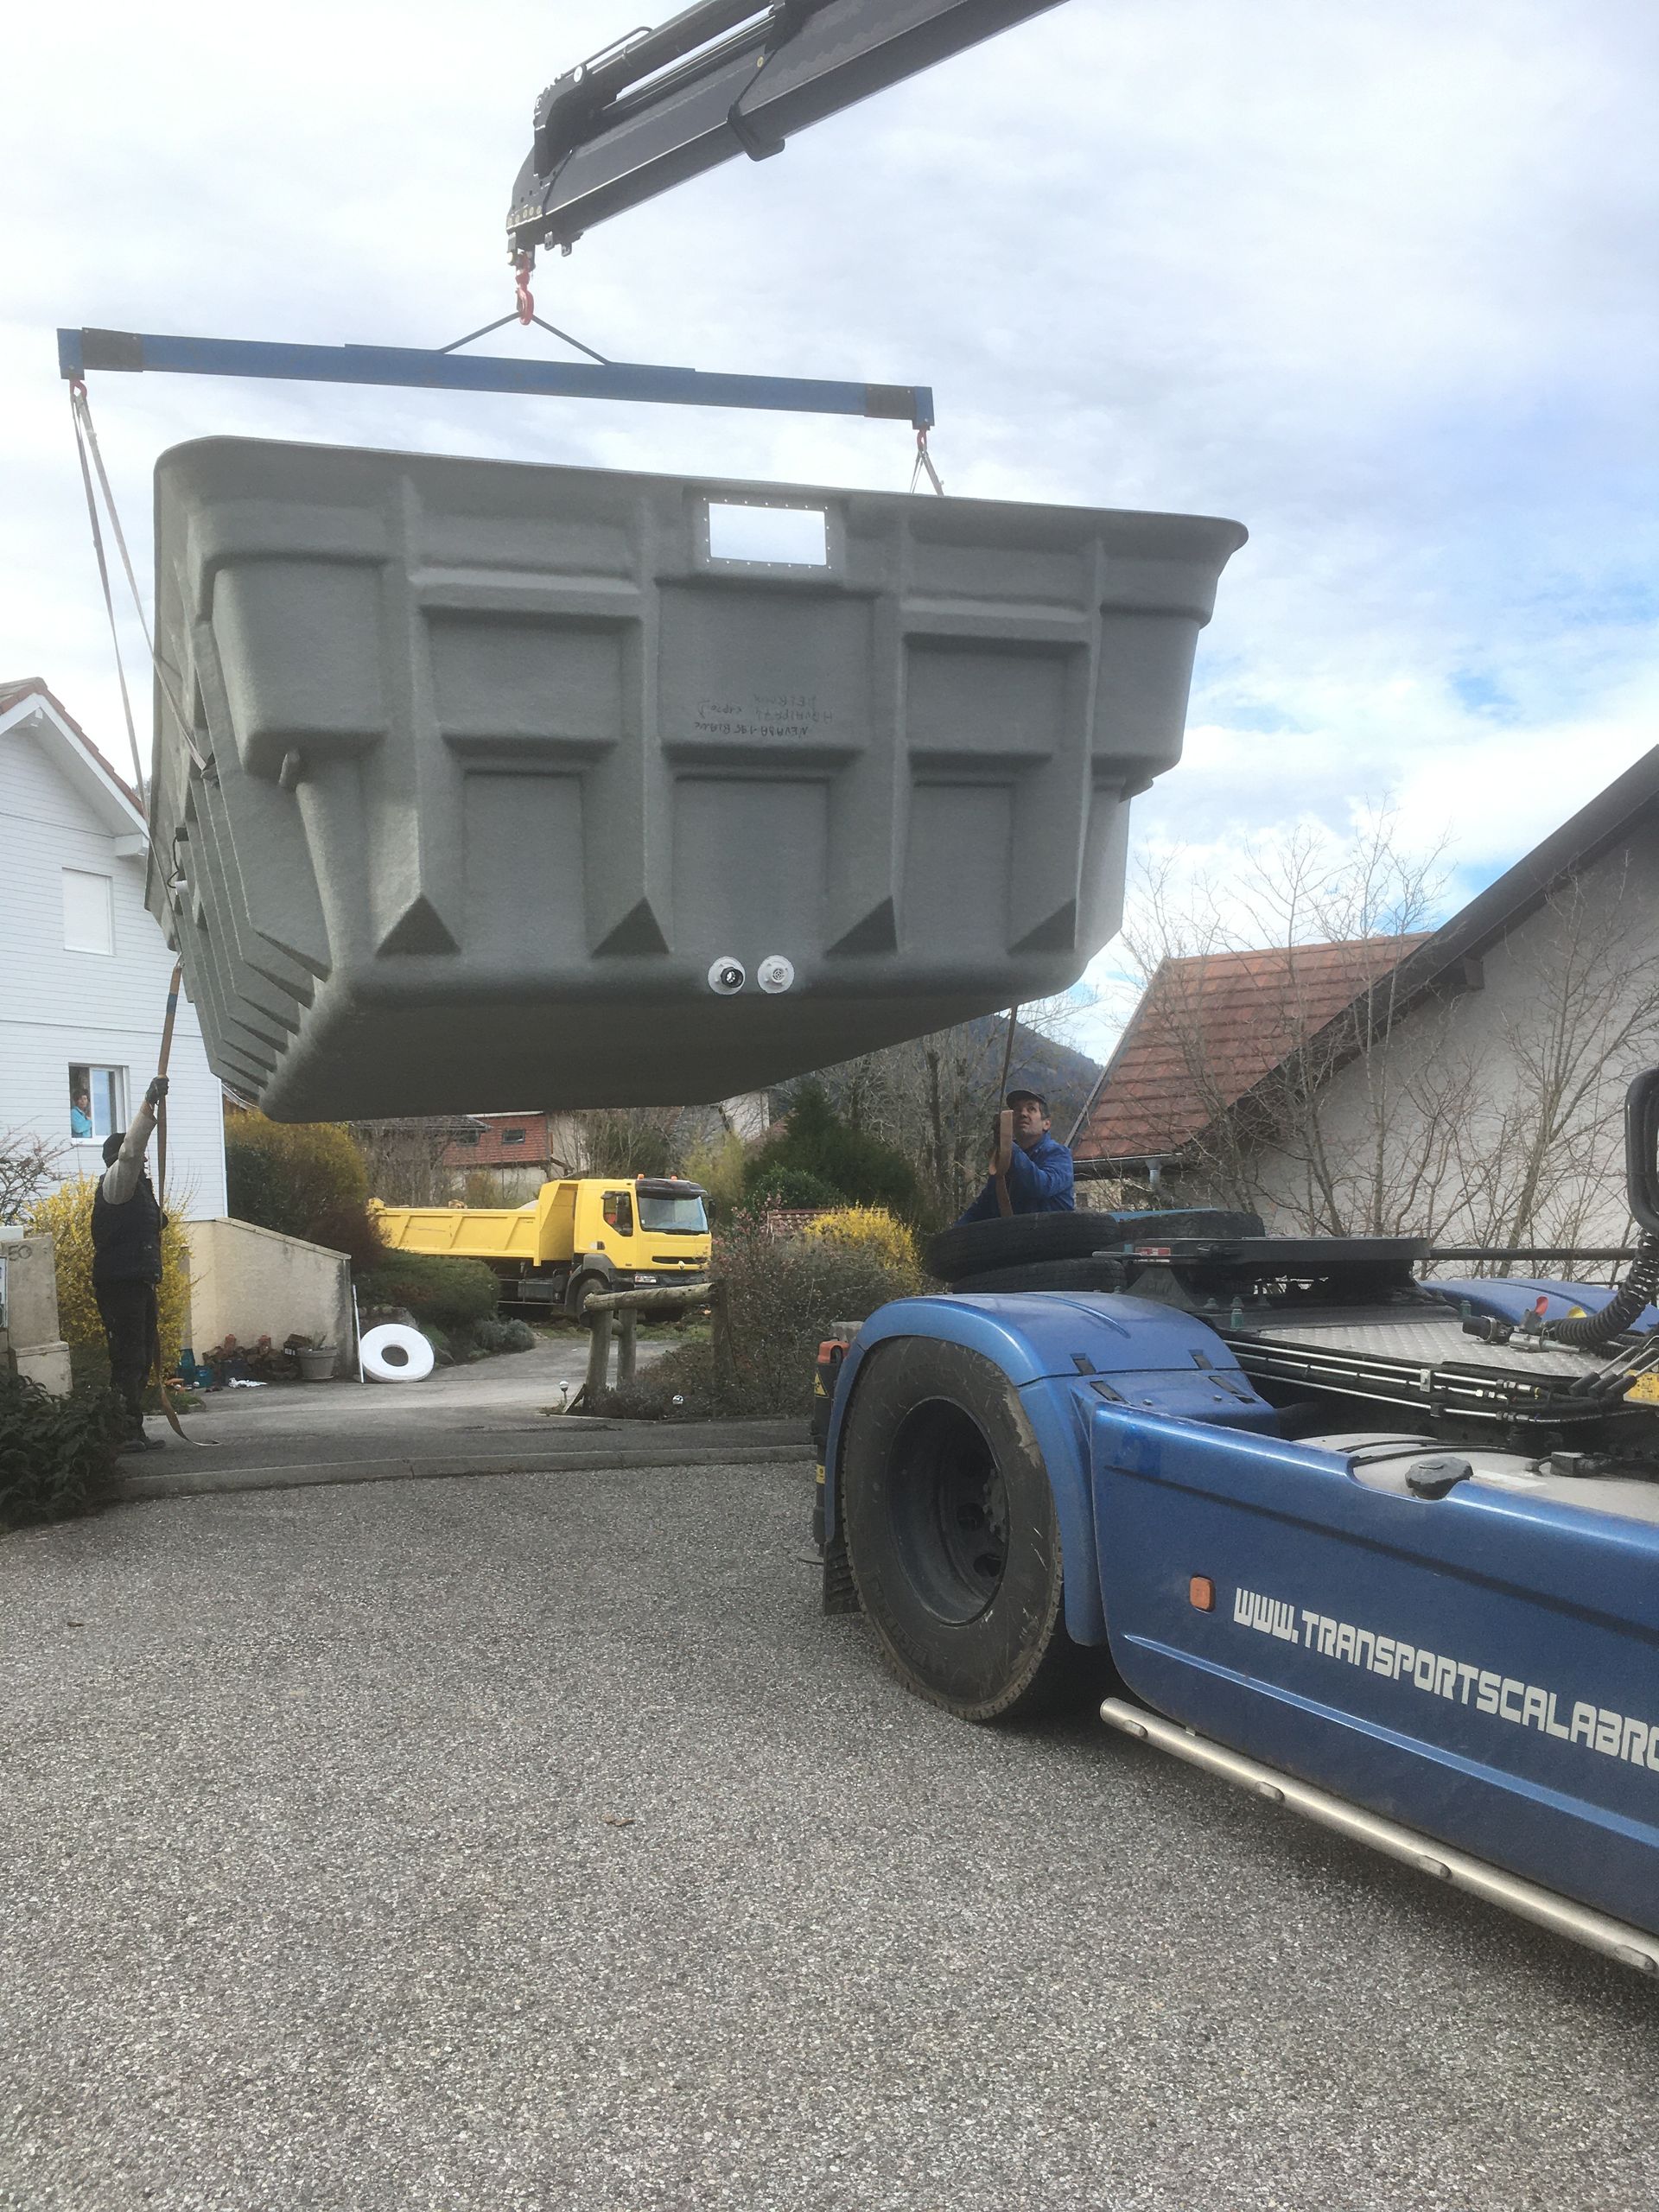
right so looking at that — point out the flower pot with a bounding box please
[296,1346,337,1382]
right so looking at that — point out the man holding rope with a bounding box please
[955,1089,1075,1223]
[92,1075,170,1453]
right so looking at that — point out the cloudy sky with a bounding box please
[7,0,1657,1063]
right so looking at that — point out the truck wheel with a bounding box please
[569,1273,607,1318]
[839,1337,1092,1722]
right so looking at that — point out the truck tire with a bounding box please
[839,1337,1096,1721]
[926,1213,1124,1281]
[926,1207,1267,1284]
[947,1256,1128,1296]
[569,1272,607,1319]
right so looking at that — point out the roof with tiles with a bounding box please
[440,1111,550,1168]
[1071,936,1428,1164]
[0,677,143,815]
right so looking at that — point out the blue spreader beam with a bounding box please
[57,327,936,430]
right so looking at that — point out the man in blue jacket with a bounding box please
[956,1089,1075,1222]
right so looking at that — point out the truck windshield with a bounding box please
[638,1193,708,1235]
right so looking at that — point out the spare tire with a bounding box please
[927,1206,1266,1283]
[948,1257,1129,1296]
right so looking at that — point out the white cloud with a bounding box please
[5,0,1657,1051]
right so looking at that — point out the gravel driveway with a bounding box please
[1,1460,1653,2211]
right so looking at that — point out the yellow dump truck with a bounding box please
[372,1177,711,1317]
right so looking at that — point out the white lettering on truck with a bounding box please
[1232,1584,1657,1780]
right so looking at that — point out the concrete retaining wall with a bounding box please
[186,1219,352,1376]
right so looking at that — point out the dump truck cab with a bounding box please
[556,1176,712,1315]
[373,1174,711,1317]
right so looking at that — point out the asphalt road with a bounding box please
[2,1460,1654,2212]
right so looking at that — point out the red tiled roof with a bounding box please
[441,1111,550,1169]
[1073,936,1429,1164]
[0,677,144,815]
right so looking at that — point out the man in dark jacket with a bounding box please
[956,1088,1075,1222]
[92,1076,169,1452]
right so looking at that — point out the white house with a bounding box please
[0,680,227,1217]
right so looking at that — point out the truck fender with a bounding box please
[823,1297,1109,1648]
[565,1249,617,1314]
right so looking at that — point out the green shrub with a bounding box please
[358,1251,499,1330]
[744,1166,842,1212]
[452,1315,537,1358]
[595,1211,914,1421]
[225,1112,384,1267]
[0,1373,125,1530]
[743,1084,918,1217]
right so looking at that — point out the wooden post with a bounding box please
[584,1305,614,1402]
[616,1305,638,1385]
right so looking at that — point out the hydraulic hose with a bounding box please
[1545,1231,1659,1349]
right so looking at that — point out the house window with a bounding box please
[454,1129,480,1147]
[601,1191,634,1235]
[62,870,114,955]
[500,1128,526,1146]
[69,1064,126,1141]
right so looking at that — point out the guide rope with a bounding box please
[67,380,208,794]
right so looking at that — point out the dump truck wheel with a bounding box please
[840,1337,1095,1721]
[570,1273,607,1318]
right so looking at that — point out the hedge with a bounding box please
[358,1251,500,1330]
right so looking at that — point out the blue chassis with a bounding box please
[821,1287,1659,1941]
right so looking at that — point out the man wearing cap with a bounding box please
[956,1089,1075,1222]
[92,1076,169,1453]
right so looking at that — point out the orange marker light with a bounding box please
[1189,1576,1216,1612]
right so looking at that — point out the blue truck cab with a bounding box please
[812,1173,1659,1974]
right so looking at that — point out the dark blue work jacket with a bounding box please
[957,1133,1076,1222]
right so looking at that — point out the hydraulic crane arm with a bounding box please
[508,0,1065,257]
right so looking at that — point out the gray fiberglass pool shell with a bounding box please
[149,437,1245,1116]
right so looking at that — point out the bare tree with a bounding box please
[1119,813,1457,1233]
[1433,866,1659,1258]
[1117,813,1659,1254]
[817,996,1094,1223]
[0,1129,66,1224]
[577,1106,684,1179]
[348,1118,471,1207]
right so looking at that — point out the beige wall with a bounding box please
[186,1219,352,1376]
[0,1230,72,1395]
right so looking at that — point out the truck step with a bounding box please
[1101,1697,1659,1976]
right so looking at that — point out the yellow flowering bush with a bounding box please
[799,1205,925,1290]
[25,1175,191,1380]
